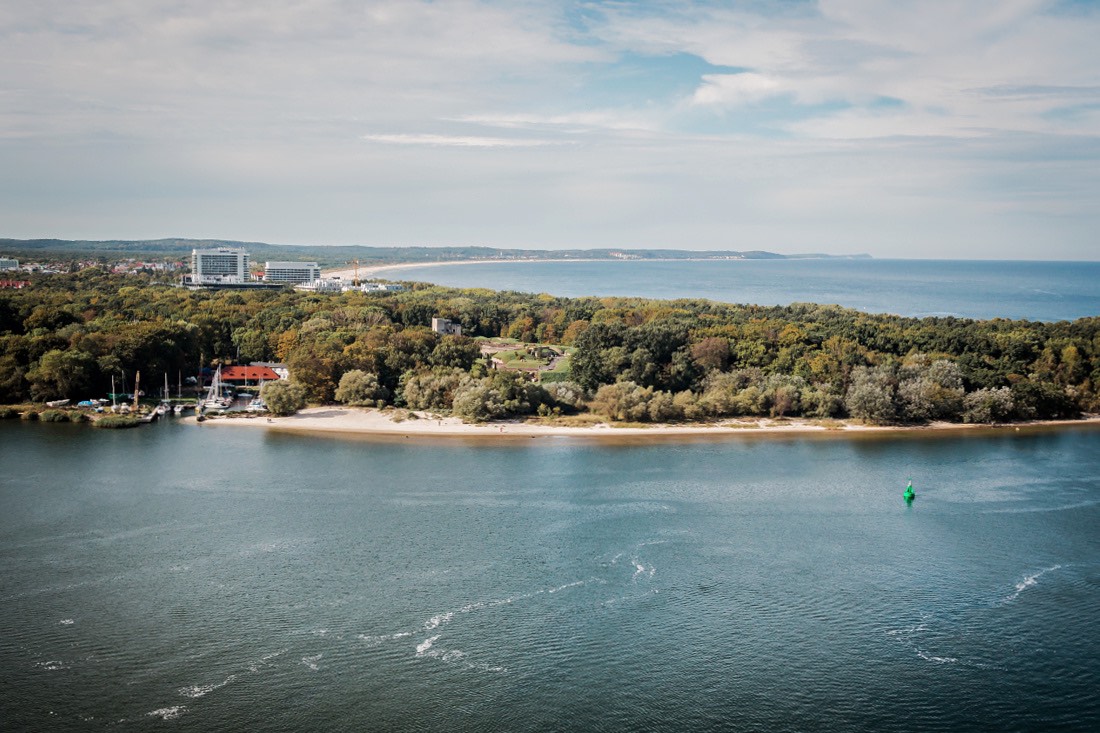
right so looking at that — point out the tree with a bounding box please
[430,335,481,370]
[400,367,470,410]
[962,387,1015,424]
[845,365,897,424]
[262,380,306,415]
[691,337,731,372]
[334,370,390,406]
[26,349,96,401]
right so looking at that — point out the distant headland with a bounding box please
[0,237,871,269]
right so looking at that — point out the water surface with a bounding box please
[384,259,1100,322]
[2,420,1098,731]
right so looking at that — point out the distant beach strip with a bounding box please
[191,407,1100,443]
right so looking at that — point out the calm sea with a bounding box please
[2,420,1099,732]
[384,259,1100,322]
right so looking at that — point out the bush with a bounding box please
[261,380,307,416]
[94,415,140,429]
[38,409,71,423]
[0,406,19,419]
[20,410,39,421]
[962,387,1016,424]
[845,366,897,424]
[334,370,391,406]
[451,371,546,422]
[400,367,471,410]
[542,381,588,413]
[594,378,660,420]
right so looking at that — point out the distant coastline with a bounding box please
[328,255,872,282]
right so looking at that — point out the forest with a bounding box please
[1,269,1097,425]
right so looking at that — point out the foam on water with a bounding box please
[179,674,236,699]
[247,649,287,673]
[301,654,322,671]
[34,660,68,671]
[59,619,74,625]
[415,636,440,657]
[357,631,412,647]
[1004,565,1063,604]
[424,612,454,630]
[147,706,186,720]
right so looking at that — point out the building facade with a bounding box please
[0,257,18,271]
[191,248,249,284]
[431,317,463,336]
[264,261,321,284]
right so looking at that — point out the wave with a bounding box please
[300,653,322,671]
[424,612,454,630]
[179,675,236,699]
[147,706,187,721]
[415,636,440,657]
[1003,564,1062,604]
[34,660,68,671]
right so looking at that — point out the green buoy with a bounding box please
[903,479,916,502]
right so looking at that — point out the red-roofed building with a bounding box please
[219,365,282,385]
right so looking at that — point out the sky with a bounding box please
[2,1,1099,259]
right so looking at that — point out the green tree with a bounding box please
[334,370,390,406]
[261,380,307,415]
[845,365,897,424]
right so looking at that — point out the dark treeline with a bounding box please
[1,269,1097,424]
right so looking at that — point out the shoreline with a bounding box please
[324,257,738,281]
[186,407,1100,444]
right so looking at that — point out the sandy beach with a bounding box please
[325,257,637,282]
[188,406,1100,443]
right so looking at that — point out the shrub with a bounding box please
[401,367,471,410]
[335,370,391,406]
[20,410,39,421]
[845,365,897,424]
[261,380,307,416]
[542,381,587,413]
[451,371,546,422]
[962,387,1016,424]
[0,406,19,419]
[38,409,71,423]
[589,382,648,422]
[94,415,140,429]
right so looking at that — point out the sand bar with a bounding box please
[189,407,1100,444]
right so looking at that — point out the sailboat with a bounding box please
[246,381,268,412]
[904,480,916,502]
[201,367,232,413]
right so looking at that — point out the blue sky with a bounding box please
[2,0,1099,258]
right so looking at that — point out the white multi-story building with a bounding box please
[191,248,249,284]
[0,257,18,271]
[264,261,321,284]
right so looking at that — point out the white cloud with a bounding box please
[1,1,1098,259]
[361,133,568,148]
[691,73,786,106]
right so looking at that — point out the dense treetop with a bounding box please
[1,269,1096,424]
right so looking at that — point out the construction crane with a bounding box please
[344,258,361,286]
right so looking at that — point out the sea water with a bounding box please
[2,419,1099,731]
[382,259,1100,322]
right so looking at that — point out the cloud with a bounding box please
[361,133,568,148]
[1,1,1098,259]
[691,72,786,106]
